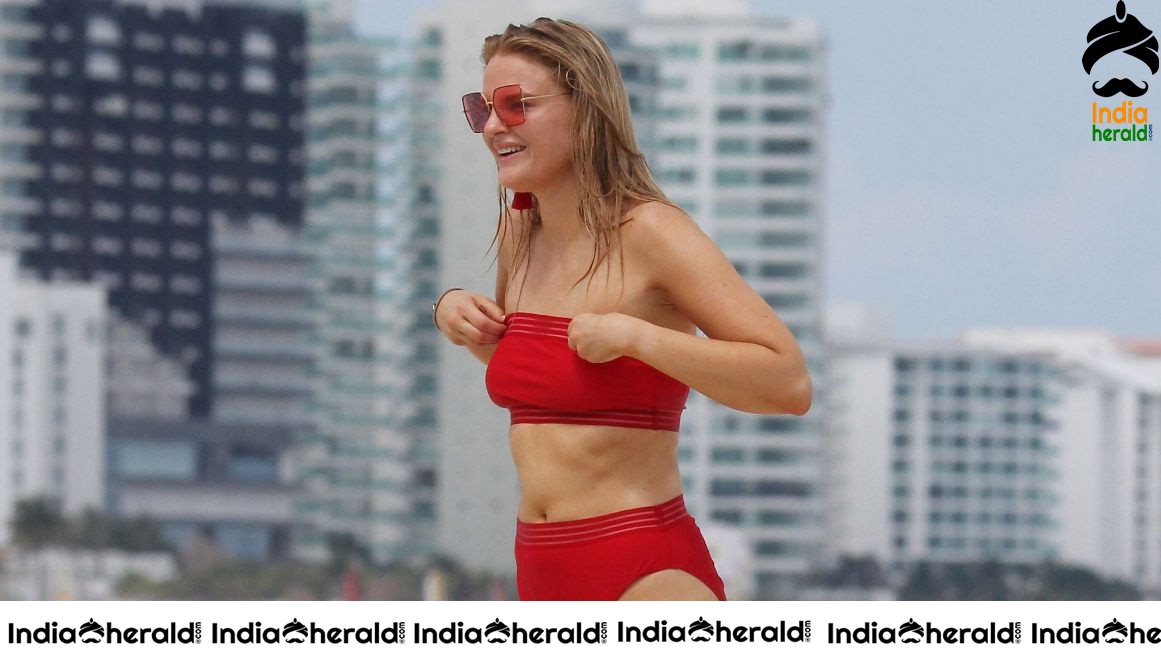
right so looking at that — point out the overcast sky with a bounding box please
[355,0,1161,342]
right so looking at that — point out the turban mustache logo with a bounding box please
[1083,1,1159,97]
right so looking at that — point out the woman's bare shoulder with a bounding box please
[620,200,699,245]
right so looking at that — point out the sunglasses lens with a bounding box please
[493,85,525,127]
[462,93,489,132]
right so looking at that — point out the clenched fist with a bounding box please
[566,312,643,363]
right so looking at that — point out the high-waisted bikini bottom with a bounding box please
[514,494,727,601]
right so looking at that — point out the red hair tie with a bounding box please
[512,192,533,210]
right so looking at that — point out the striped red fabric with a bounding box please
[485,311,690,432]
[516,495,689,547]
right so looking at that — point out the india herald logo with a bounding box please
[1083,1,1159,97]
[79,619,104,644]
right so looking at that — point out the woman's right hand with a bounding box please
[435,289,508,346]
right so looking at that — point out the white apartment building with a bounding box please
[296,0,416,564]
[629,1,827,598]
[964,330,1161,593]
[827,323,1161,594]
[0,246,106,545]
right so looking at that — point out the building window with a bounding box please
[172,35,205,57]
[762,170,811,186]
[132,100,164,121]
[659,168,695,184]
[171,171,202,193]
[92,200,124,222]
[131,272,163,292]
[242,65,275,94]
[172,207,202,227]
[761,45,812,62]
[114,441,196,481]
[171,241,202,261]
[248,110,279,130]
[131,203,163,224]
[51,94,77,113]
[209,107,236,126]
[763,108,812,124]
[173,104,203,124]
[170,309,201,329]
[171,138,203,159]
[248,144,278,164]
[243,30,276,59]
[248,178,278,198]
[132,65,164,87]
[50,128,81,148]
[94,271,122,289]
[134,32,164,52]
[170,275,202,295]
[92,165,124,187]
[717,106,748,123]
[92,235,123,255]
[715,169,751,186]
[762,76,811,93]
[131,238,163,259]
[209,141,238,161]
[131,134,163,155]
[208,175,238,194]
[664,42,700,59]
[49,199,80,219]
[131,168,163,189]
[86,15,121,46]
[761,138,811,155]
[93,131,124,152]
[85,51,121,81]
[172,69,203,90]
[716,137,749,154]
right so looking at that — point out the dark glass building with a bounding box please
[19,0,306,418]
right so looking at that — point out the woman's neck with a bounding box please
[530,177,588,251]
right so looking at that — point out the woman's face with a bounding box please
[480,52,573,193]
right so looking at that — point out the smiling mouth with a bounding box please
[497,147,526,160]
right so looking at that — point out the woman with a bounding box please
[433,18,812,600]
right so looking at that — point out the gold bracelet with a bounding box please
[432,288,464,331]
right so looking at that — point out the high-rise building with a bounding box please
[629,2,828,598]
[9,0,307,419]
[826,325,1161,594]
[295,0,416,564]
[963,330,1161,593]
[0,247,106,546]
[887,345,1062,567]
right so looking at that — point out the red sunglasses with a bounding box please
[461,84,564,133]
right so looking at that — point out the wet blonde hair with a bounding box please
[480,18,673,308]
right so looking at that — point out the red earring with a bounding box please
[512,192,533,210]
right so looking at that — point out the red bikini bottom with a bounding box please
[515,494,727,601]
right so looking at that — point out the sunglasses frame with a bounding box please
[462,84,565,133]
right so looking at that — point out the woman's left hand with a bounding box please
[567,312,643,363]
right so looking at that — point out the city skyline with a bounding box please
[356,0,1161,343]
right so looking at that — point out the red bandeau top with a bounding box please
[485,312,690,431]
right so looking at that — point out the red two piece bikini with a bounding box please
[486,311,727,601]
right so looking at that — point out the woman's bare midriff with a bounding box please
[510,423,684,523]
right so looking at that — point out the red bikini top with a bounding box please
[485,312,690,431]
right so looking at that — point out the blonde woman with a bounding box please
[433,18,812,601]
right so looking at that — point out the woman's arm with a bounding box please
[620,202,812,415]
[431,210,517,362]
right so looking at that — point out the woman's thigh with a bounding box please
[619,569,720,601]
